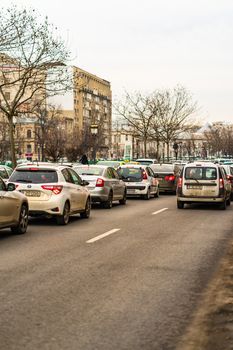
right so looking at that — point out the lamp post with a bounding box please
[90,124,98,163]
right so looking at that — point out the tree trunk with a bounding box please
[8,116,17,168]
[143,138,147,158]
[166,142,170,161]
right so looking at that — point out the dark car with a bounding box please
[150,163,181,194]
[222,164,233,200]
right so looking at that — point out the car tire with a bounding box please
[103,191,113,209]
[226,197,231,206]
[143,189,150,200]
[177,201,184,209]
[119,190,127,205]
[219,199,226,210]
[11,204,28,234]
[56,201,70,225]
[80,197,91,218]
[154,187,159,198]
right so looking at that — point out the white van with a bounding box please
[177,162,231,209]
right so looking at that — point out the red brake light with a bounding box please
[41,185,63,194]
[96,178,105,187]
[178,177,182,188]
[227,175,233,183]
[142,171,148,180]
[28,167,39,171]
[165,175,175,181]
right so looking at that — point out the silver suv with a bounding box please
[8,164,91,225]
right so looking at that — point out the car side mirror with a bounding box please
[7,183,16,191]
[82,180,89,186]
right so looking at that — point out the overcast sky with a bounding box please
[2,0,233,122]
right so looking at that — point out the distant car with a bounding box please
[117,164,159,199]
[150,163,181,194]
[177,162,231,209]
[222,164,233,200]
[73,165,127,208]
[8,164,91,225]
[0,176,29,234]
[96,160,126,169]
[136,158,158,165]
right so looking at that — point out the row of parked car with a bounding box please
[1,159,233,235]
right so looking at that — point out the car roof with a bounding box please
[184,161,217,167]
[73,164,111,169]
[15,164,70,171]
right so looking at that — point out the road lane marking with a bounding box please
[152,208,168,215]
[86,228,121,243]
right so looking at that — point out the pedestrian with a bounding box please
[79,154,89,165]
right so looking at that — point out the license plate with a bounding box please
[23,190,41,197]
[187,185,202,190]
[127,189,135,194]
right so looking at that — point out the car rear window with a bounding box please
[9,169,58,183]
[118,167,143,181]
[185,167,217,180]
[74,166,104,176]
[0,169,8,178]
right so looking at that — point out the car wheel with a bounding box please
[226,196,231,206]
[177,201,184,209]
[80,197,91,218]
[103,191,113,209]
[219,199,226,210]
[154,187,159,198]
[119,191,127,205]
[56,201,70,225]
[11,204,28,234]
[143,189,150,200]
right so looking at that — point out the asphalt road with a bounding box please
[1,195,233,350]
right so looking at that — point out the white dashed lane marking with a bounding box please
[152,208,168,215]
[86,229,121,243]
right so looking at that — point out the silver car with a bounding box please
[73,165,127,208]
[0,176,29,234]
[117,164,159,199]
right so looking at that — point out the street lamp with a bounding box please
[90,124,98,163]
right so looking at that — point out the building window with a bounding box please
[125,134,128,141]
[27,129,32,139]
[27,144,32,153]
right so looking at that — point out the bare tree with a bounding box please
[0,5,71,167]
[114,92,154,157]
[149,86,197,160]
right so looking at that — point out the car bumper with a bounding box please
[28,198,64,215]
[88,187,109,202]
[126,185,148,196]
[177,196,225,203]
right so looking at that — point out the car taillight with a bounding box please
[96,178,105,187]
[178,177,182,188]
[219,178,224,189]
[41,185,63,194]
[142,171,148,180]
[227,175,233,183]
[165,175,175,182]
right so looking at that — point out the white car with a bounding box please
[117,164,159,199]
[8,164,91,225]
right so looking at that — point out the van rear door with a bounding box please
[182,166,219,197]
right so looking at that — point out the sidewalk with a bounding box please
[177,240,233,350]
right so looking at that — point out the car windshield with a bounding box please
[9,169,58,183]
[74,166,104,176]
[118,167,143,181]
[185,167,217,180]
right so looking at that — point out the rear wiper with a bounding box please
[189,177,200,184]
[81,173,95,176]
